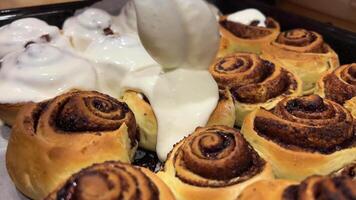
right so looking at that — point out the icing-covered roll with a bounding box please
[45,161,175,200]
[0,43,97,125]
[209,53,302,126]
[63,8,118,51]
[262,28,339,94]
[241,95,356,181]
[317,63,356,105]
[0,18,70,59]
[6,91,138,200]
[219,9,280,56]
[122,89,235,151]
[157,125,273,200]
[238,176,356,200]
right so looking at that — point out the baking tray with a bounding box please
[0,0,355,170]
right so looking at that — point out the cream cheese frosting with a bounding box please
[0,44,98,103]
[0,18,70,59]
[84,34,157,97]
[63,8,119,51]
[114,0,138,35]
[227,8,267,27]
[124,0,220,160]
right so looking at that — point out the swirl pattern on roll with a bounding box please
[253,95,355,153]
[209,53,299,104]
[220,17,279,39]
[282,176,356,200]
[320,63,356,104]
[273,29,327,53]
[46,161,161,200]
[171,125,265,187]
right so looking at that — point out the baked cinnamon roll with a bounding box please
[157,125,273,200]
[6,91,138,200]
[209,53,302,126]
[122,89,236,151]
[219,9,280,56]
[241,95,356,181]
[345,97,356,119]
[317,63,356,105]
[262,29,339,94]
[238,175,356,200]
[45,161,175,200]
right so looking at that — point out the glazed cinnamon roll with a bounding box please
[0,43,98,126]
[45,161,175,200]
[157,125,273,200]
[262,29,339,94]
[238,176,356,200]
[219,9,280,56]
[209,53,302,126]
[317,63,356,105]
[241,95,356,181]
[6,91,138,200]
[122,89,236,151]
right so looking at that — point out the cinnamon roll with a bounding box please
[0,43,98,126]
[241,95,356,181]
[157,125,273,200]
[122,89,236,151]
[6,91,138,200]
[209,53,302,126]
[317,63,356,105]
[63,8,118,51]
[262,29,339,94]
[238,175,356,200]
[45,161,175,200]
[219,9,280,56]
[0,18,70,59]
[344,97,356,119]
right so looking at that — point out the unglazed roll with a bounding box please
[317,63,356,105]
[6,91,138,200]
[45,161,175,200]
[121,89,236,151]
[219,11,280,56]
[241,95,356,181]
[157,125,273,200]
[238,175,356,200]
[209,53,302,126]
[262,28,339,94]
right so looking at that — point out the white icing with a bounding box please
[84,34,157,97]
[114,0,138,35]
[0,18,70,59]
[128,0,219,160]
[0,44,98,103]
[134,0,220,70]
[227,8,267,27]
[63,8,118,51]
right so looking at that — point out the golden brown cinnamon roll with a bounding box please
[219,16,280,56]
[209,53,302,126]
[122,89,236,151]
[6,91,138,200]
[45,161,175,200]
[317,63,356,105]
[238,176,356,200]
[157,125,273,200]
[262,29,339,94]
[241,95,356,181]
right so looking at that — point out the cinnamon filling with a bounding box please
[220,17,277,39]
[254,95,355,154]
[323,64,356,104]
[173,126,265,187]
[103,27,114,36]
[274,29,327,53]
[54,161,160,200]
[282,176,356,200]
